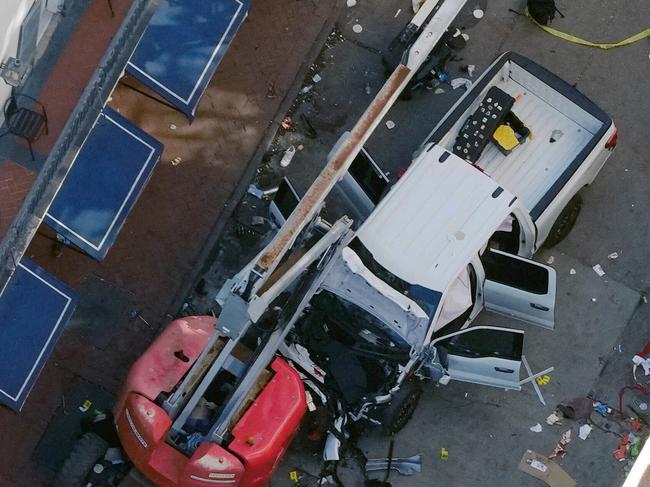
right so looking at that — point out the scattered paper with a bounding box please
[352,24,363,34]
[608,252,619,260]
[579,424,593,440]
[569,268,577,275]
[591,297,598,303]
[530,423,543,433]
[546,412,561,425]
[169,123,177,130]
[593,264,606,277]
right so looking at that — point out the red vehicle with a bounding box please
[114,316,306,487]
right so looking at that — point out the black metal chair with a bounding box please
[0,93,48,160]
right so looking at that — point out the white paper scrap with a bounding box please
[579,424,593,440]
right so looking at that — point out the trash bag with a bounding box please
[527,0,558,25]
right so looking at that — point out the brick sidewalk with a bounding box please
[0,0,339,485]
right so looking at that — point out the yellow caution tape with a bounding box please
[527,11,650,49]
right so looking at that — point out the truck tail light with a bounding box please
[605,130,618,150]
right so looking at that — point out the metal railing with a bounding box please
[0,0,159,287]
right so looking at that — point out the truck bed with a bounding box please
[435,56,606,214]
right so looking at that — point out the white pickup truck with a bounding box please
[421,51,617,250]
[278,51,618,433]
[338,51,617,251]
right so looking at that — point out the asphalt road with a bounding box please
[194,0,650,485]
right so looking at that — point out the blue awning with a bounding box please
[126,0,249,119]
[0,258,78,411]
[44,107,163,260]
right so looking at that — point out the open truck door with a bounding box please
[481,249,556,330]
[433,326,524,390]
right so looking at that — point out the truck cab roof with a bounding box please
[356,145,517,294]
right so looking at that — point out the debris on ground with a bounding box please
[546,412,562,426]
[280,145,297,168]
[608,252,620,260]
[632,354,650,376]
[522,355,548,405]
[549,129,564,143]
[394,8,402,18]
[519,450,576,487]
[353,24,363,34]
[313,74,322,83]
[281,116,292,129]
[546,255,555,264]
[594,401,614,417]
[569,268,577,275]
[473,8,484,19]
[385,120,396,129]
[440,448,449,460]
[450,77,472,90]
[593,264,606,277]
[366,454,422,476]
[248,184,279,200]
[548,430,571,460]
[346,0,357,6]
[530,423,543,433]
[578,424,593,440]
[536,375,551,386]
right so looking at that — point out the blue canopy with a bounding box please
[44,107,163,260]
[126,0,250,119]
[0,258,78,411]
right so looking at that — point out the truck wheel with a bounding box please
[52,432,108,487]
[543,193,583,248]
[380,380,422,435]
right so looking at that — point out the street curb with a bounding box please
[164,0,345,324]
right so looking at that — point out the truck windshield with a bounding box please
[347,238,441,318]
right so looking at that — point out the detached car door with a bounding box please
[433,326,524,390]
[481,248,556,330]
